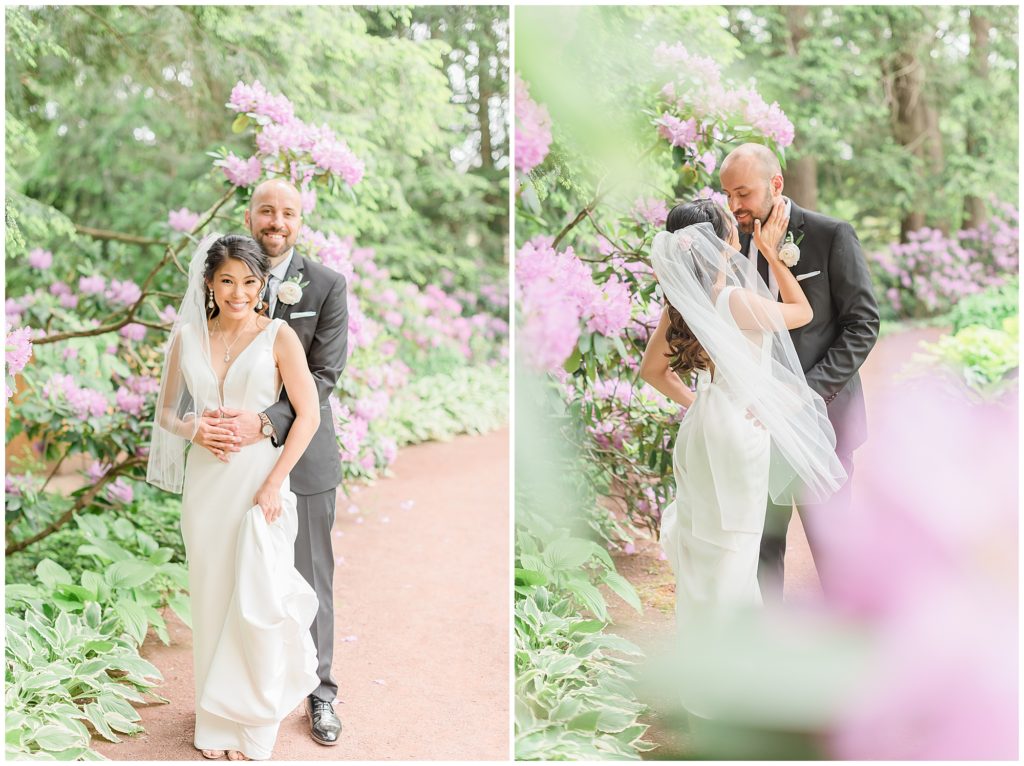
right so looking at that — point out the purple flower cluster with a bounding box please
[5,326,33,399]
[106,279,142,307]
[632,197,670,228]
[653,42,795,153]
[227,80,295,125]
[28,248,53,270]
[870,205,1019,317]
[515,74,553,175]
[223,80,364,189]
[118,323,147,342]
[517,237,633,371]
[220,153,263,187]
[168,207,201,233]
[42,373,108,419]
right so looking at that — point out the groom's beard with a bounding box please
[254,228,293,258]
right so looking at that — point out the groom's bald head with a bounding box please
[720,143,782,181]
[719,143,784,234]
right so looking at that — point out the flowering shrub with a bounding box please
[869,201,1019,319]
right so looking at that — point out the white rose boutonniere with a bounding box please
[277,275,308,306]
[778,231,804,268]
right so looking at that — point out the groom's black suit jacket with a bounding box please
[264,252,349,495]
[742,199,879,456]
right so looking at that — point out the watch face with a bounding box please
[262,424,274,436]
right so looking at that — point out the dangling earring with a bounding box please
[256,298,264,312]
[207,289,214,311]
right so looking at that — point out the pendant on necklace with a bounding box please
[224,352,231,363]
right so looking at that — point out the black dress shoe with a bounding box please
[305,696,342,745]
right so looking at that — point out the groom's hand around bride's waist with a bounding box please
[216,408,263,448]
[193,409,241,462]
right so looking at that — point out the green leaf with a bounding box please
[542,537,601,572]
[30,724,83,752]
[168,593,192,629]
[602,570,643,614]
[231,113,250,133]
[567,709,601,732]
[106,560,158,589]
[36,559,73,589]
[113,600,149,645]
[514,568,548,587]
[563,344,582,373]
[566,580,609,622]
[568,619,606,634]
[83,702,119,743]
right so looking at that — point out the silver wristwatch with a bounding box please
[258,411,276,439]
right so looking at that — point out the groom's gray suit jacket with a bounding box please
[743,199,879,456]
[264,252,348,494]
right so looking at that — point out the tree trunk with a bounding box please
[785,152,818,211]
[780,7,818,211]
[887,42,943,239]
[964,10,992,230]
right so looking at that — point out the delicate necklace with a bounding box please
[215,317,254,363]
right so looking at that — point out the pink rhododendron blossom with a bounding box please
[158,305,178,324]
[106,279,142,306]
[49,282,71,296]
[168,207,200,232]
[632,197,670,228]
[119,323,147,342]
[219,153,263,187]
[115,386,146,417]
[514,74,553,174]
[79,275,106,295]
[58,293,79,309]
[655,113,698,149]
[28,248,53,270]
[226,80,295,125]
[106,478,134,505]
[585,275,632,336]
[311,138,364,186]
[653,43,723,86]
[819,381,1017,759]
[700,151,717,173]
[6,327,33,377]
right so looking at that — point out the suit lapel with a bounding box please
[786,198,807,248]
[273,254,305,320]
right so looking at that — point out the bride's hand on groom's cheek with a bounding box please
[194,412,241,462]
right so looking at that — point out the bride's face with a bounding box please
[207,258,264,320]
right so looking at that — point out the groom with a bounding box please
[194,178,347,744]
[718,143,879,601]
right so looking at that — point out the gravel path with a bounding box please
[93,427,510,761]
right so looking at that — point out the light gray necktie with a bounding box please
[267,274,281,316]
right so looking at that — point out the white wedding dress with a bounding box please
[178,318,319,759]
[660,286,772,620]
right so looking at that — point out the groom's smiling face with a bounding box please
[245,180,303,261]
[719,154,783,235]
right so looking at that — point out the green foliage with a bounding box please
[385,364,508,447]
[948,276,1019,334]
[515,372,652,760]
[5,509,186,760]
[918,316,1019,398]
[515,520,652,760]
[5,5,507,289]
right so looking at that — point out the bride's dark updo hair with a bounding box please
[203,235,271,319]
[662,198,736,375]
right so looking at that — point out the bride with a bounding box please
[147,233,322,760]
[640,199,845,621]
